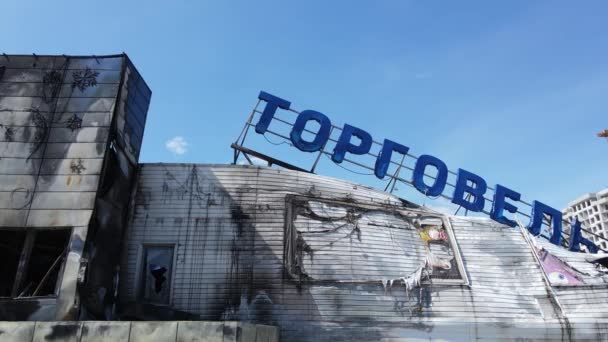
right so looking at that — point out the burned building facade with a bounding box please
[1,54,608,341]
[0,54,150,321]
[120,163,608,341]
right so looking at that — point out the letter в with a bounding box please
[490,184,520,227]
[452,169,488,212]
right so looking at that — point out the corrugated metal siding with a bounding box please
[113,58,151,164]
[450,217,548,295]
[121,164,608,341]
[537,239,608,321]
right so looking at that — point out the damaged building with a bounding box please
[0,54,149,322]
[119,163,608,341]
[1,54,608,341]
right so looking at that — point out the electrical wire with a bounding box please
[263,134,291,146]
[323,153,374,175]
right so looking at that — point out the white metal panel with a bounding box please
[121,164,608,340]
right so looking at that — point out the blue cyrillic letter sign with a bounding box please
[528,201,562,245]
[568,219,598,253]
[290,110,332,152]
[255,91,291,134]
[490,184,520,227]
[412,155,448,197]
[374,139,410,179]
[452,169,487,212]
[332,124,372,163]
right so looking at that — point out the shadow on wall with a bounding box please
[0,56,115,321]
[118,164,323,325]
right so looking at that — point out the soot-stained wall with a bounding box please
[120,164,608,341]
[0,54,150,321]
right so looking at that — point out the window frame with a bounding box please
[0,227,72,300]
[136,243,177,306]
[283,195,469,286]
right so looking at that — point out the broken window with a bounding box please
[284,196,467,285]
[140,245,174,305]
[0,228,71,298]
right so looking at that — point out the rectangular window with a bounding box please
[0,229,71,298]
[140,245,174,305]
[284,196,467,285]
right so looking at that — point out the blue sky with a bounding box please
[2,0,607,213]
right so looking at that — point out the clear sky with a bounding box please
[2,0,607,213]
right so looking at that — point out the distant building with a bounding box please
[563,188,608,250]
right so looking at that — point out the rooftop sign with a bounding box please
[233,91,601,253]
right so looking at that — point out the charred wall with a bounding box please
[0,54,150,321]
[120,164,608,341]
[79,57,151,320]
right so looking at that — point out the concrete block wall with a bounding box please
[0,321,278,342]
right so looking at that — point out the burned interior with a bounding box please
[0,228,71,298]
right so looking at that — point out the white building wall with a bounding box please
[120,164,608,341]
[563,188,608,250]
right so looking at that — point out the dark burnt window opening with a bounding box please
[0,229,71,298]
[0,231,25,297]
[140,245,174,305]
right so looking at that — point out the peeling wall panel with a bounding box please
[0,83,120,98]
[38,158,104,176]
[0,209,28,226]
[0,127,109,143]
[0,191,95,210]
[29,192,97,210]
[0,158,102,176]
[0,111,111,128]
[34,175,100,192]
[0,55,123,70]
[24,209,93,227]
[0,143,106,159]
[0,97,117,112]
[43,143,106,159]
[0,159,41,175]
[112,59,151,164]
[0,174,36,191]
[46,127,110,143]
[0,56,69,70]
